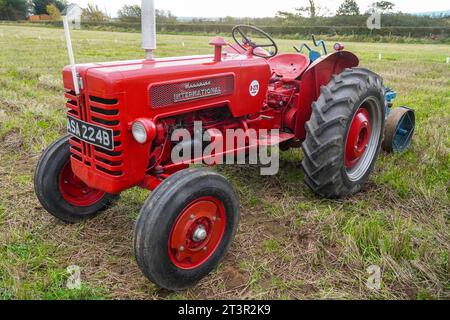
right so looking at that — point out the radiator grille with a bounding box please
[66,90,124,178]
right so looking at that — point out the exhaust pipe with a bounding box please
[141,0,156,60]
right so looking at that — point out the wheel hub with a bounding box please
[345,108,371,168]
[192,225,208,242]
[168,197,226,269]
[59,160,105,207]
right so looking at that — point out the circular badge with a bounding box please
[249,80,260,97]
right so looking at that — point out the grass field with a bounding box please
[0,25,448,300]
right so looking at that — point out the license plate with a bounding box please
[67,116,114,151]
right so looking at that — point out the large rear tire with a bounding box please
[302,68,386,198]
[134,168,240,291]
[34,136,117,223]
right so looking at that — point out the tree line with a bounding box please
[0,0,112,21]
[116,1,448,27]
[197,1,448,27]
[1,0,448,28]
[0,0,65,20]
[0,0,178,23]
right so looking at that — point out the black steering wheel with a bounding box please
[232,25,278,58]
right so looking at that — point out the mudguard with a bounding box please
[295,51,359,140]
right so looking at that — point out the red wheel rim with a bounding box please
[168,197,226,270]
[58,160,105,207]
[345,107,372,168]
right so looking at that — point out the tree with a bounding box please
[276,0,329,24]
[0,0,28,20]
[54,0,66,11]
[118,4,140,22]
[297,0,317,19]
[117,5,177,23]
[82,3,108,22]
[276,11,297,20]
[369,1,395,13]
[297,0,330,18]
[337,0,360,16]
[46,3,60,20]
[292,0,330,20]
[155,9,177,24]
[32,0,67,15]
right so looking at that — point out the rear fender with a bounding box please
[295,51,359,140]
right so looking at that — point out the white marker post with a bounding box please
[378,53,382,61]
[446,57,449,64]
[63,16,80,95]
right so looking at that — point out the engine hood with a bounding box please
[63,53,271,118]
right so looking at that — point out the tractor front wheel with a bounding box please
[34,136,117,223]
[134,169,240,291]
[302,68,386,198]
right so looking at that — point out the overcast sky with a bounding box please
[71,0,449,18]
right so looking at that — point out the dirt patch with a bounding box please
[221,266,249,290]
[1,130,23,152]
[0,97,23,112]
[263,220,288,237]
[297,227,318,250]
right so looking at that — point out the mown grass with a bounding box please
[0,25,449,300]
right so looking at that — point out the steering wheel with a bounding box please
[232,25,278,58]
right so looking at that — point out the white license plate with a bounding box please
[67,116,114,151]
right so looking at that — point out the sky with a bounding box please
[71,0,450,18]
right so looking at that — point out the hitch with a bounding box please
[383,88,415,153]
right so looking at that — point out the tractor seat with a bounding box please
[268,53,310,81]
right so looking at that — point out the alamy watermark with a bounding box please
[366,265,382,291]
[367,11,382,30]
[171,121,280,176]
[66,265,81,290]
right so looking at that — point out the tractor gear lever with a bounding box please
[312,35,328,55]
[294,35,328,62]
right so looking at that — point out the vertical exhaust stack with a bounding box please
[141,0,157,60]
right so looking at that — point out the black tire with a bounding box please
[134,168,240,291]
[34,135,117,223]
[302,68,386,198]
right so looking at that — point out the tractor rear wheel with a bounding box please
[302,68,386,198]
[34,135,117,223]
[134,168,240,291]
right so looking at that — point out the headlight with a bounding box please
[131,119,156,144]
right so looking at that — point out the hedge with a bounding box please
[4,20,450,39]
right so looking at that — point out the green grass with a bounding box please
[2,21,449,45]
[342,214,416,263]
[0,25,449,300]
[0,236,107,299]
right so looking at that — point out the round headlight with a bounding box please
[132,121,148,144]
[131,119,157,144]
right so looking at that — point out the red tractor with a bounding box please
[34,3,414,290]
